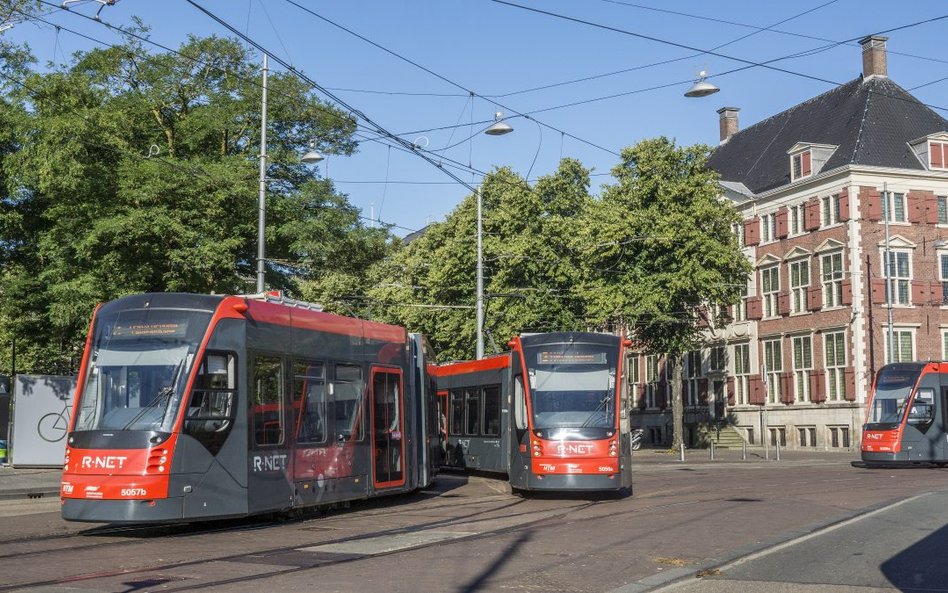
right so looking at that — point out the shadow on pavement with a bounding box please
[881,522,948,591]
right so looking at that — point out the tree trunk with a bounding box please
[670,353,684,451]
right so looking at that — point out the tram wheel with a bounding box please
[936,462,947,468]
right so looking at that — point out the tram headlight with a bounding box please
[609,440,618,457]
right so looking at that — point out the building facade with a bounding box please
[631,36,948,450]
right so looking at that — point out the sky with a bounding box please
[3,0,948,237]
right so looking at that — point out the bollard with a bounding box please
[775,440,781,461]
[741,440,746,461]
[679,442,685,462]
[710,440,715,461]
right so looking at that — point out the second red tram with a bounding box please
[862,361,948,465]
[60,292,440,523]
[433,332,634,492]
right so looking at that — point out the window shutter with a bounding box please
[636,386,646,410]
[863,187,882,221]
[807,286,823,311]
[809,369,826,403]
[778,292,791,316]
[749,376,764,405]
[838,188,850,221]
[780,373,794,404]
[698,378,709,404]
[726,376,735,406]
[746,296,763,320]
[841,279,853,306]
[908,191,926,224]
[912,281,930,305]
[776,207,789,239]
[801,151,812,176]
[804,199,821,230]
[932,142,944,169]
[844,367,856,401]
[870,279,887,304]
[744,217,760,246]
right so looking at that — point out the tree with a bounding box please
[365,161,592,361]
[0,33,385,373]
[578,137,751,450]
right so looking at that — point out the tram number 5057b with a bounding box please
[120,488,147,497]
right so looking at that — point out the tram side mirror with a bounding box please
[908,388,935,426]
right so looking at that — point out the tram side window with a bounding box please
[294,360,326,444]
[908,388,935,425]
[465,388,481,435]
[184,352,236,455]
[449,390,463,436]
[483,385,501,436]
[514,375,527,430]
[252,354,284,446]
[333,364,364,442]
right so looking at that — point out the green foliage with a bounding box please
[0,34,383,373]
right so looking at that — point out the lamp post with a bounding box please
[256,53,269,293]
[476,112,513,359]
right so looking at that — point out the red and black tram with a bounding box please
[862,362,948,466]
[61,292,439,523]
[433,332,634,492]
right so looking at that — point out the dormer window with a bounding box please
[792,151,812,180]
[787,142,837,182]
[908,133,948,170]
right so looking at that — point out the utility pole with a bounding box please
[256,54,269,293]
[883,183,894,363]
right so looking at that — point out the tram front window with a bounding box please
[74,309,211,433]
[524,343,617,437]
[866,365,922,430]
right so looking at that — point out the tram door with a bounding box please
[248,352,293,513]
[370,368,406,489]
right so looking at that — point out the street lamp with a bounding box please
[301,140,325,164]
[477,111,514,359]
[684,70,720,98]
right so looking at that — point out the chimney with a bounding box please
[717,107,740,144]
[859,35,888,79]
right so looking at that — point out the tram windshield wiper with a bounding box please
[580,393,612,428]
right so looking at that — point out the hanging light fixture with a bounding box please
[301,140,324,164]
[684,70,720,98]
[485,111,514,136]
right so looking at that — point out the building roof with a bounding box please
[707,76,948,195]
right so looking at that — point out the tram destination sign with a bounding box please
[111,321,188,339]
[537,351,607,365]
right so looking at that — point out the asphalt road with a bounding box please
[0,458,946,593]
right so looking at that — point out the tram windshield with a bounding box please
[866,365,923,429]
[523,342,618,433]
[74,308,212,433]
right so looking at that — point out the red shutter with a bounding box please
[807,286,822,311]
[804,198,821,230]
[912,281,931,306]
[801,151,812,176]
[922,193,940,224]
[838,188,850,221]
[863,187,882,221]
[809,369,826,403]
[870,279,887,305]
[840,279,852,306]
[749,376,764,405]
[698,378,709,404]
[780,372,794,404]
[778,292,791,316]
[726,376,735,406]
[844,367,856,401]
[776,207,789,239]
[932,142,944,169]
[747,296,763,320]
[908,191,925,224]
[744,217,760,246]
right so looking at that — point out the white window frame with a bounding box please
[789,258,810,314]
[821,194,841,227]
[882,192,907,223]
[789,204,806,236]
[792,335,812,403]
[761,213,777,243]
[943,330,948,360]
[710,345,726,373]
[821,251,845,309]
[937,195,948,225]
[885,328,915,364]
[824,331,846,402]
[732,222,745,248]
[930,141,947,170]
[645,354,658,409]
[761,265,780,318]
[882,249,911,306]
[685,350,701,407]
[939,251,948,306]
[733,343,750,406]
[791,150,812,181]
[763,339,783,404]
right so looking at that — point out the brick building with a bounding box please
[631,36,948,450]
